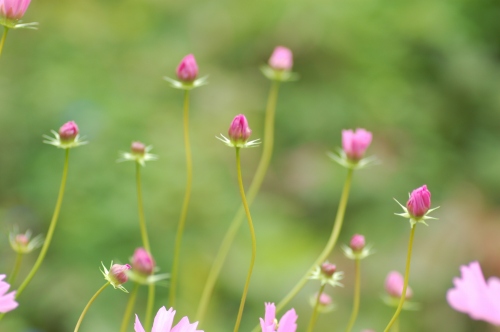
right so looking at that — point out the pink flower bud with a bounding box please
[131,141,146,156]
[228,114,252,145]
[269,46,293,71]
[0,0,31,20]
[176,54,198,82]
[349,234,365,251]
[132,247,155,275]
[321,262,336,276]
[316,292,332,306]
[109,264,131,285]
[385,271,412,299]
[15,234,29,247]
[406,185,431,218]
[58,121,79,142]
[342,128,372,161]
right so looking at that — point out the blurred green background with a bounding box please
[1,0,500,330]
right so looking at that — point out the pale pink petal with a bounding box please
[171,316,203,332]
[0,275,18,313]
[134,314,146,332]
[264,302,276,326]
[152,307,175,332]
[260,318,275,332]
[277,308,298,332]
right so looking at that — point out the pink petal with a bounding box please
[152,307,175,332]
[277,308,298,332]
[134,314,146,332]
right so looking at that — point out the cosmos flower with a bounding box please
[134,306,203,332]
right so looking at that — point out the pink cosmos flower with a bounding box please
[385,271,412,299]
[406,185,431,218]
[228,114,252,144]
[135,306,203,332]
[0,274,18,313]
[447,261,500,326]
[260,302,298,332]
[0,0,31,20]
[176,54,198,82]
[342,129,372,161]
[268,46,293,71]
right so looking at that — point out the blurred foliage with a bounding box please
[1,0,500,331]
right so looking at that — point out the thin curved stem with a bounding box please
[233,148,257,332]
[136,162,151,253]
[384,226,416,332]
[170,89,192,308]
[306,283,326,332]
[275,169,354,313]
[393,317,399,332]
[0,27,8,58]
[145,283,156,330]
[74,282,110,332]
[344,258,361,332]
[196,81,280,323]
[120,283,140,332]
[7,252,23,286]
[16,149,71,299]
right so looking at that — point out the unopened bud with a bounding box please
[342,128,372,161]
[350,234,365,251]
[406,185,431,218]
[321,262,336,276]
[59,121,79,143]
[269,46,293,71]
[132,248,155,276]
[385,271,412,299]
[109,264,131,285]
[131,141,146,156]
[228,114,252,145]
[176,54,198,82]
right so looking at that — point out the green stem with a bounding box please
[306,283,326,332]
[392,317,399,332]
[233,148,257,332]
[120,283,140,332]
[74,282,110,332]
[274,169,354,313]
[196,81,280,323]
[16,148,70,299]
[136,162,151,253]
[170,89,192,308]
[7,252,23,286]
[0,27,8,58]
[384,226,416,332]
[344,258,361,332]
[145,283,155,330]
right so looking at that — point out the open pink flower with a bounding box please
[0,274,18,313]
[135,306,203,332]
[0,0,31,20]
[447,261,500,326]
[260,302,298,332]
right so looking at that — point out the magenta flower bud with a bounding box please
[342,128,372,161]
[0,0,31,20]
[109,264,131,285]
[349,234,365,251]
[317,292,332,306]
[406,185,431,218]
[131,141,146,156]
[228,114,252,145]
[132,247,155,276]
[269,46,293,71]
[176,54,199,82]
[321,262,336,276]
[385,271,412,299]
[58,121,79,143]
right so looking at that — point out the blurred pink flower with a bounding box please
[268,46,293,71]
[406,185,431,218]
[0,0,31,20]
[135,306,203,332]
[447,261,500,326]
[132,247,155,276]
[260,302,298,332]
[176,54,198,82]
[342,129,372,161]
[0,274,18,313]
[385,271,412,299]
